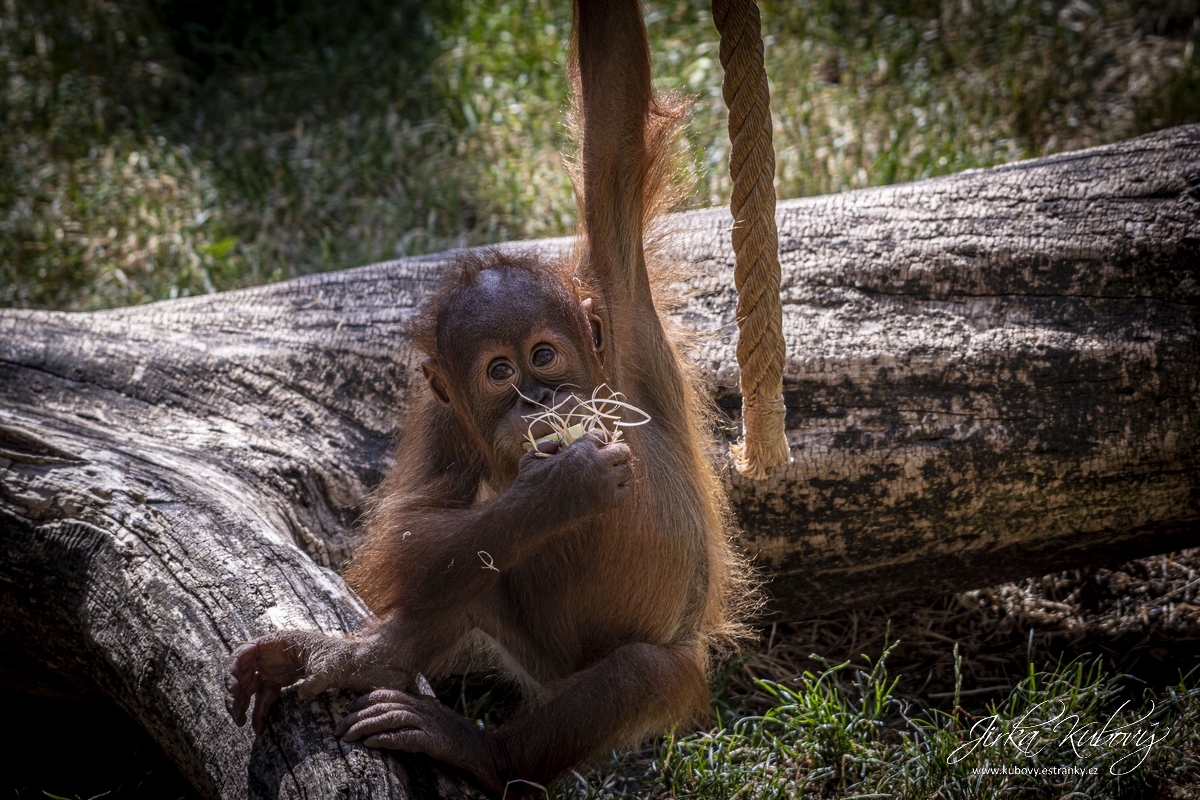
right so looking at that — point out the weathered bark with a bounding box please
[0,125,1197,798]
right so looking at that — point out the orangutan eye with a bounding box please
[532,347,555,367]
[488,360,515,382]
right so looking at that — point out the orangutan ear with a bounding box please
[421,359,453,407]
[580,298,604,354]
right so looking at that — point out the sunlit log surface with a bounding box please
[1,124,1197,798]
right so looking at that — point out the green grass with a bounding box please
[2,0,1197,309]
[554,645,1200,799]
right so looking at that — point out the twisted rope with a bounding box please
[712,0,789,479]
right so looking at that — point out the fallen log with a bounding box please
[0,124,1197,798]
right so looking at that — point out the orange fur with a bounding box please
[227,2,751,794]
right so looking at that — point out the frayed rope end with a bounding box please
[730,391,790,480]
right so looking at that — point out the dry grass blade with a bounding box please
[519,384,651,456]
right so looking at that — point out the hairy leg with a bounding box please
[335,641,709,797]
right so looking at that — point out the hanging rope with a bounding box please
[712,0,789,480]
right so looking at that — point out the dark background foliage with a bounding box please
[3,0,1197,310]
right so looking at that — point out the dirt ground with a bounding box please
[737,548,1200,707]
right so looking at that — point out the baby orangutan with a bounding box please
[225,0,745,794]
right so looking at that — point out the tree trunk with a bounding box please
[1,124,1197,798]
